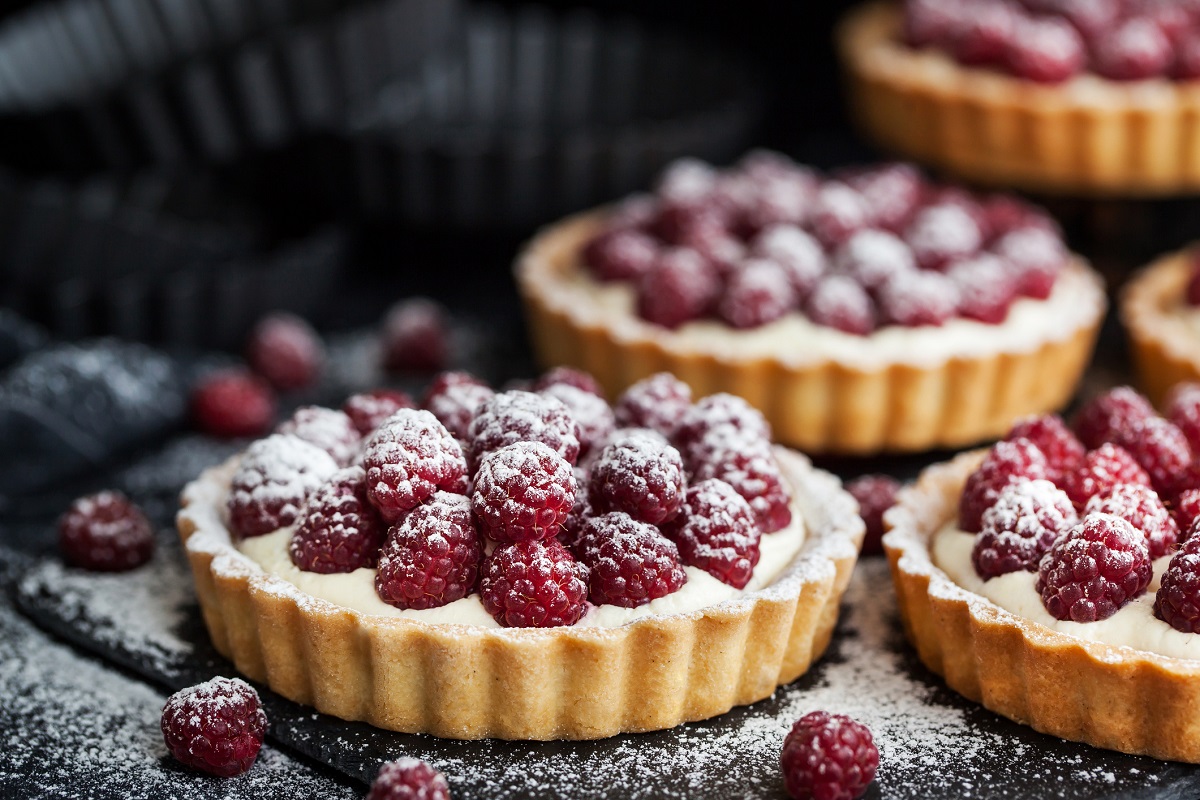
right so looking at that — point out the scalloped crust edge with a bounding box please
[176,448,864,741]
[883,451,1200,762]
[1121,248,1200,407]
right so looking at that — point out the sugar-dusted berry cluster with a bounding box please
[224,369,795,628]
[959,384,1200,630]
[582,153,1068,336]
[905,0,1200,83]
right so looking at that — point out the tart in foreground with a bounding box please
[1122,246,1200,407]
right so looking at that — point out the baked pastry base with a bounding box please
[838,2,1200,197]
[1121,248,1200,407]
[884,451,1200,762]
[176,448,863,741]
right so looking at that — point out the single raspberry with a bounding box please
[382,298,450,373]
[1110,417,1194,496]
[904,0,969,48]
[367,758,451,800]
[1155,535,1200,633]
[362,410,468,522]
[847,162,925,233]
[972,479,1078,579]
[479,539,589,627]
[245,312,324,390]
[1004,16,1086,83]
[575,511,688,606]
[1062,443,1153,509]
[589,430,687,525]
[533,367,604,397]
[472,442,577,543]
[227,434,338,538]
[656,157,719,206]
[905,202,983,272]
[1052,0,1121,40]
[1072,386,1156,450]
[803,275,877,336]
[342,390,416,437]
[833,229,917,292]
[991,227,1066,299]
[191,369,277,438]
[675,393,771,464]
[1004,414,1086,480]
[539,383,615,456]
[636,248,722,329]
[1036,514,1153,622]
[845,475,901,557]
[613,372,693,438]
[691,439,793,533]
[731,170,819,235]
[466,390,581,473]
[1175,489,1200,536]
[58,491,155,571]
[375,491,483,609]
[958,439,1049,533]
[558,477,593,552]
[718,259,798,329]
[946,254,1018,324]
[979,194,1046,242]
[161,677,266,778]
[1086,483,1179,560]
[952,1,1017,66]
[751,225,827,298]
[1177,33,1200,80]
[1091,18,1173,81]
[877,270,960,328]
[661,479,761,588]
[781,711,878,800]
[421,371,494,442]
[290,466,386,573]
[1165,382,1200,453]
[653,200,729,250]
[810,183,870,250]
[583,228,660,282]
[276,406,361,467]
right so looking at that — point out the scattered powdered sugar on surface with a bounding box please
[118,436,244,497]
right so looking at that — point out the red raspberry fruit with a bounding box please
[637,248,722,329]
[576,511,688,606]
[421,371,494,442]
[691,439,793,533]
[161,677,266,778]
[947,254,1018,324]
[362,410,468,522]
[479,539,589,627]
[877,270,960,328]
[583,228,660,282]
[558,477,593,552]
[245,312,324,391]
[467,390,581,472]
[1189,254,1200,305]
[675,393,771,464]
[662,479,761,588]
[1155,534,1200,634]
[846,475,901,557]
[1085,483,1179,560]
[381,298,451,373]
[375,491,483,609]
[848,162,925,233]
[804,275,877,336]
[1005,16,1086,83]
[472,442,577,543]
[991,227,1066,299]
[290,466,386,573]
[905,202,983,272]
[958,439,1049,533]
[1037,514,1153,623]
[589,430,687,525]
[342,389,415,437]
[613,372,693,439]
[1072,386,1156,450]
[276,406,361,467]
[1092,18,1173,81]
[972,479,1077,580]
[718,259,798,329]
[833,229,917,292]
[781,711,878,800]
[1110,416,1193,496]
[1004,414,1085,480]
[810,183,870,250]
[1062,443,1153,510]
[533,367,604,397]
[191,369,277,438]
[1175,489,1200,537]
[539,383,616,456]
[59,491,155,571]
[1175,31,1200,79]
[1165,382,1200,453]
[367,758,451,800]
[904,0,968,48]
[952,1,1016,66]
[751,225,828,298]
[227,434,338,538]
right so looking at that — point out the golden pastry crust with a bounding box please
[838,2,1200,197]
[515,211,1105,456]
[176,448,863,741]
[884,451,1200,762]
[1121,248,1200,407]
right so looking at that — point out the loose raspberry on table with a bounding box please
[751,225,827,298]
[661,479,761,588]
[539,383,615,456]
[583,228,660,282]
[161,677,266,778]
[1061,443,1153,510]
[810,183,870,250]
[947,254,1018,325]
[1166,382,1200,453]
[381,298,451,373]
[245,312,324,391]
[191,369,277,438]
[589,430,687,525]
[367,758,451,800]
[575,511,688,606]
[59,491,155,571]
[613,372,693,438]
[1037,513,1153,623]
[804,275,876,335]
[1155,534,1200,634]
[1085,483,1179,560]
[718,259,798,329]
[1110,416,1193,496]
[375,491,483,610]
[1091,18,1173,81]
[1004,414,1085,480]
[833,229,917,292]
[276,406,361,467]
[958,438,1049,533]
[290,466,386,573]
[227,434,338,538]
[691,438,793,533]
[342,389,416,437]
[845,475,901,557]
[1072,386,1156,450]
[1005,16,1086,83]
[421,371,494,442]
[991,227,1066,299]
[781,711,878,800]
[362,410,468,522]
[972,479,1078,580]
[636,248,722,329]
[533,367,604,397]
[479,539,589,627]
[472,442,577,543]
[877,270,960,328]
[466,390,581,473]
[675,393,771,464]
[904,202,983,271]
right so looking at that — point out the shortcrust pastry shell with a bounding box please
[516,211,1105,456]
[1121,248,1200,407]
[884,451,1200,762]
[176,448,864,741]
[839,3,1200,197]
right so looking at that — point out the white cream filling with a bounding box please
[933,523,1200,661]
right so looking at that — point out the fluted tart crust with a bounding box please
[1121,248,1200,407]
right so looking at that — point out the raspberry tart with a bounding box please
[516,153,1105,454]
[1122,246,1200,405]
[885,387,1200,761]
[177,371,865,740]
[839,1,1200,195]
